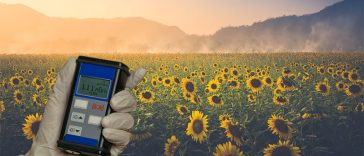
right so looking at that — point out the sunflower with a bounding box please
[151,78,158,88]
[228,78,241,90]
[341,71,350,80]
[344,82,363,96]
[355,103,364,112]
[208,94,224,107]
[191,95,202,104]
[263,76,274,87]
[22,113,42,140]
[221,120,242,146]
[263,140,301,156]
[27,69,33,75]
[219,114,232,122]
[32,94,42,106]
[247,94,256,103]
[0,100,5,112]
[273,95,289,106]
[207,79,221,92]
[348,72,360,82]
[176,105,189,115]
[2,78,9,90]
[182,91,195,102]
[9,76,21,86]
[181,78,197,94]
[273,88,283,95]
[173,77,180,84]
[315,81,330,96]
[213,142,244,156]
[317,66,325,74]
[138,89,156,103]
[230,67,240,77]
[276,76,295,91]
[267,115,292,138]
[129,130,153,142]
[301,113,311,119]
[246,76,264,92]
[186,111,208,143]
[164,135,181,156]
[173,64,180,71]
[336,103,349,112]
[282,67,292,76]
[32,77,42,87]
[13,90,24,105]
[335,81,345,91]
[162,77,173,87]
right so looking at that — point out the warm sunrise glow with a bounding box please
[0,0,340,35]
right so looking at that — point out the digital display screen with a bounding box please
[76,76,111,99]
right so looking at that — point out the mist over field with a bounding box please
[0,0,362,53]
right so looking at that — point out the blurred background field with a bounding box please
[0,53,363,156]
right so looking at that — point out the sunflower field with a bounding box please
[0,53,363,156]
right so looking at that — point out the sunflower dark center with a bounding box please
[158,78,162,81]
[319,69,324,73]
[271,146,292,156]
[212,96,221,104]
[192,120,203,134]
[228,124,241,138]
[266,78,272,84]
[211,84,217,89]
[31,121,41,134]
[349,85,361,94]
[36,80,41,85]
[180,107,187,113]
[338,84,344,88]
[233,70,238,75]
[274,119,289,133]
[165,79,170,84]
[351,74,358,80]
[174,78,180,83]
[153,81,157,85]
[282,78,293,87]
[230,81,237,86]
[13,79,20,85]
[319,85,327,92]
[284,69,291,74]
[16,93,23,100]
[277,96,286,103]
[185,82,195,92]
[251,79,262,88]
[224,68,228,72]
[142,92,152,99]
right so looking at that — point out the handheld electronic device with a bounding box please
[57,56,130,156]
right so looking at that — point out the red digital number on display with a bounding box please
[91,103,104,111]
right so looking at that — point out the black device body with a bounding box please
[57,56,129,156]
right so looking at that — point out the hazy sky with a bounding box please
[0,0,342,35]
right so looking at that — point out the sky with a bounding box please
[0,0,342,35]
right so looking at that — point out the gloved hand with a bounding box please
[25,58,146,156]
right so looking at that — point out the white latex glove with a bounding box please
[25,58,146,156]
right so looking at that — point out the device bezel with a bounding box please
[57,56,129,155]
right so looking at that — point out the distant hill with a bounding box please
[202,0,363,52]
[0,0,363,53]
[0,3,187,53]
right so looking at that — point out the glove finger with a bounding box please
[101,112,134,130]
[110,89,137,112]
[110,145,126,156]
[52,58,77,102]
[125,68,146,89]
[102,128,130,145]
[35,58,76,145]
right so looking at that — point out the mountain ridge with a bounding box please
[0,0,362,53]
